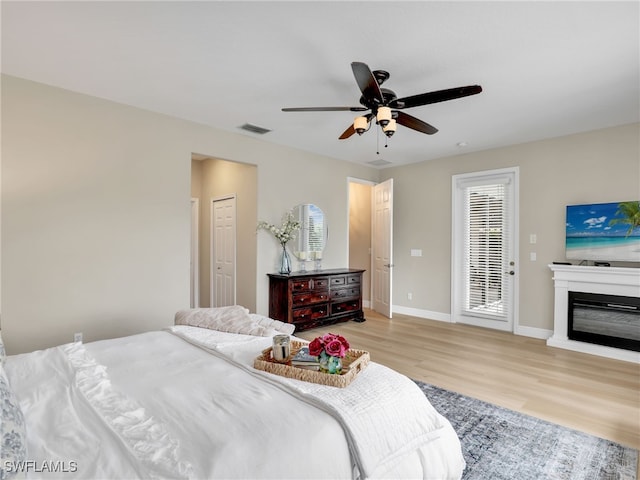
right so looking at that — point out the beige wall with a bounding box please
[382,123,640,332]
[192,157,257,309]
[3,74,637,353]
[1,75,379,354]
[191,158,203,198]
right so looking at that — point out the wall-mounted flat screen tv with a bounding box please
[566,201,640,262]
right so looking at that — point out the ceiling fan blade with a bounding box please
[351,62,383,105]
[390,85,482,109]
[339,124,356,140]
[395,111,438,135]
[282,106,368,112]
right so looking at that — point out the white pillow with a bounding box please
[175,306,295,336]
[248,313,295,335]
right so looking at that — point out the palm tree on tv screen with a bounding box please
[608,201,640,237]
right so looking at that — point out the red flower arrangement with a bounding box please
[308,333,350,359]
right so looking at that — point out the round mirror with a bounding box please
[292,204,327,262]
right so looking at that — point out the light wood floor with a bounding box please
[297,309,640,451]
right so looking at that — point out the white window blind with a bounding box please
[463,182,512,320]
[308,216,324,252]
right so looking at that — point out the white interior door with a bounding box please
[372,178,393,318]
[452,168,519,331]
[190,198,200,308]
[211,196,236,307]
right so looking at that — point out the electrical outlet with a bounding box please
[407,292,413,300]
[74,332,83,343]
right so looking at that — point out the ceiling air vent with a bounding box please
[367,159,392,167]
[239,123,271,135]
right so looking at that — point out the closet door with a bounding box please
[211,195,236,307]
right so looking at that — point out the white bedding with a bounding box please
[4,326,465,480]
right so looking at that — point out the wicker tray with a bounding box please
[254,340,370,388]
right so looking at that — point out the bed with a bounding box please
[1,306,465,479]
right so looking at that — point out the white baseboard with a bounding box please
[392,305,452,323]
[391,305,553,341]
[547,336,640,363]
[514,325,552,340]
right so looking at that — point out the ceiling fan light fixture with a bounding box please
[376,106,392,127]
[383,118,396,137]
[354,116,369,135]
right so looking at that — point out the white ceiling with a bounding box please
[2,1,638,168]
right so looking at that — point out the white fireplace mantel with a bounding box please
[548,264,640,362]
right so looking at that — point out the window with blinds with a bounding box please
[463,182,511,320]
[308,216,324,252]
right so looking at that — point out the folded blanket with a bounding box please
[174,306,295,337]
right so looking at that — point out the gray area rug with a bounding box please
[414,380,638,480]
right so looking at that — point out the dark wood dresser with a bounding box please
[268,269,365,331]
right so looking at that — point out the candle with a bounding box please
[272,334,290,362]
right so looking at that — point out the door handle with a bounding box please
[384,264,395,268]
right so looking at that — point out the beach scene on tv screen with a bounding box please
[566,201,640,262]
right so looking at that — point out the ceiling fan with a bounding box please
[282,62,482,140]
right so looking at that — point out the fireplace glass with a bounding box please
[568,291,640,352]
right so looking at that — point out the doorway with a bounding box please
[191,155,257,310]
[451,167,519,331]
[348,177,393,317]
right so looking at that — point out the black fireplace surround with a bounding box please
[568,291,640,352]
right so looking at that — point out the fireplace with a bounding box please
[568,291,640,352]
[548,264,640,362]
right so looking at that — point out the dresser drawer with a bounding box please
[331,287,360,300]
[292,305,329,322]
[330,276,346,286]
[347,274,361,285]
[292,278,329,292]
[292,316,323,331]
[292,291,329,307]
[331,300,360,316]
